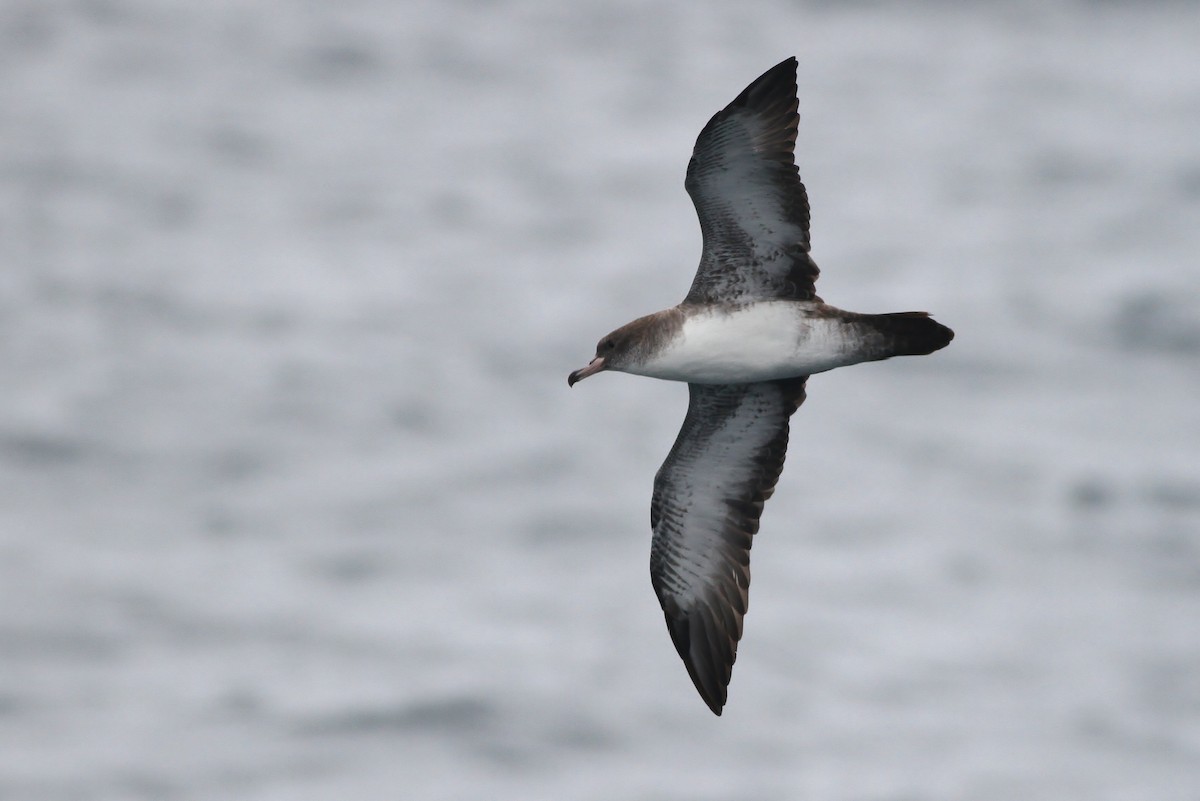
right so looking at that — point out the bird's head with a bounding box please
[568,324,642,386]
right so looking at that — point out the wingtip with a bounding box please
[691,657,729,715]
[692,674,727,716]
[662,607,735,716]
[766,56,797,74]
[767,56,798,83]
[735,57,798,106]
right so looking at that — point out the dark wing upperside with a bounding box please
[683,57,820,305]
[649,377,808,715]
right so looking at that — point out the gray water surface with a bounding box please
[2,2,1198,799]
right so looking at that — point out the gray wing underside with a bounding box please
[649,377,808,714]
[683,57,821,305]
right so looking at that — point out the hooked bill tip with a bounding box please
[567,356,605,387]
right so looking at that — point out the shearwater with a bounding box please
[568,57,953,715]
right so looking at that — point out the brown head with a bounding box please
[567,329,628,387]
[568,312,678,387]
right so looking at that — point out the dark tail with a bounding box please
[866,312,954,357]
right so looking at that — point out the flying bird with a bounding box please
[568,57,953,715]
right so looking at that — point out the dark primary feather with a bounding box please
[684,57,821,305]
[649,377,808,714]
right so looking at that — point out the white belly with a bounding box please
[628,302,860,383]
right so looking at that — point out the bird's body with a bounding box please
[606,301,944,384]
[568,57,953,715]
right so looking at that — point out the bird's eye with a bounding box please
[602,340,615,351]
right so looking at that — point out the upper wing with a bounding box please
[649,377,808,714]
[683,57,820,304]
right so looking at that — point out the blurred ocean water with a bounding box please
[1,1,1198,799]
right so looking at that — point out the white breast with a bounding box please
[629,302,860,383]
